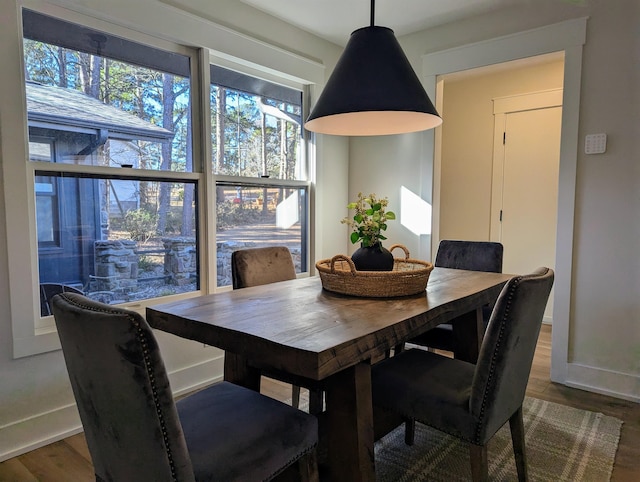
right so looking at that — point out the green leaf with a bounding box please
[372,203,382,211]
[354,213,363,223]
[350,232,360,244]
[386,211,396,220]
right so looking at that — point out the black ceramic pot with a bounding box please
[351,242,394,271]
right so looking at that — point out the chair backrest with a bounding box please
[40,283,83,316]
[231,246,297,289]
[52,293,195,482]
[469,267,554,443]
[434,240,503,273]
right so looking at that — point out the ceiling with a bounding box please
[239,0,529,46]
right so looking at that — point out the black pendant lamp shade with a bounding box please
[305,15,442,136]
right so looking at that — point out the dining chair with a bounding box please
[40,283,83,317]
[404,240,503,357]
[52,292,319,482]
[372,267,554,482]
[231,246,324,414]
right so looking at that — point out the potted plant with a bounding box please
[341,193,396,271]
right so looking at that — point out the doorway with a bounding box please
[437,62,562,323]
[422,17,587,384]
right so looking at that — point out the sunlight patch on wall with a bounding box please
[276,190,299,229]
[400,186,431,235]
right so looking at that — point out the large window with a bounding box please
[6,6,313,358]
[22,10,199,314]
[210,66,309,287]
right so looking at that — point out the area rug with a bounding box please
[294,396,622,481]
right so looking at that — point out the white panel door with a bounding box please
[491,101,562,322]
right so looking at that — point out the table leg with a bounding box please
[223,352,261,391]
[324,362,375,482]
[451,307,483,363]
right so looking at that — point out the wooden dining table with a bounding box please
[146,267,512,481]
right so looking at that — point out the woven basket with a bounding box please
[315,244,434,298]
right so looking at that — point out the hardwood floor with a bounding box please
[1,325,638,481]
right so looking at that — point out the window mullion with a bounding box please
[195,48,215,294]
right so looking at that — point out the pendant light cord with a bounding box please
[370,0,375,26]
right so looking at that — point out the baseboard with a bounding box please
[0,356,224,462]
[0,402,83,462]
[565,362,640,403]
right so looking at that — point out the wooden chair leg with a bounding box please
[509,406,528,482]
[276,449,319,482]
[469,443,488,482]
[297,449,319,482]
[291,385,301,409]
[404,417,415,445]
[308,389,324,415]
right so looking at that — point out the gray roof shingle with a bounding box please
[26,81,173,141]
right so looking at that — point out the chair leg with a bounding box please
[291,385,301,409]
[509,406,528,482]
[297,449,319,482]
[469,443,488,482]
[308,389,324,415]
[404,417,415,445]
[276,450,319,482]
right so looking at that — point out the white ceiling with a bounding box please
[239,0,527,46]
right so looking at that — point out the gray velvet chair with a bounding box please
[231,246,324,414]
[52,292,319,482]
[406,240,503,357]
[372,267,554,482]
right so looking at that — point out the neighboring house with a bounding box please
[26,80,173,288]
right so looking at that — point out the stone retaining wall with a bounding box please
[163,237,197,286]
[92,240,138,293]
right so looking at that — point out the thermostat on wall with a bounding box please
[585,133,607,154]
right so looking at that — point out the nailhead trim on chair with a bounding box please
[60,295,179,482]
[473,275,522,444]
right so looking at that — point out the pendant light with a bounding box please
[305,0,442,136]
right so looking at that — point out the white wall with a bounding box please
[0,0,347,461]
[439,58,565,241]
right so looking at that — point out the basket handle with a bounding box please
[389,244,410,259]
[330,254,357,274]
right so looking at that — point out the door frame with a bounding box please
[421,18,587,384]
